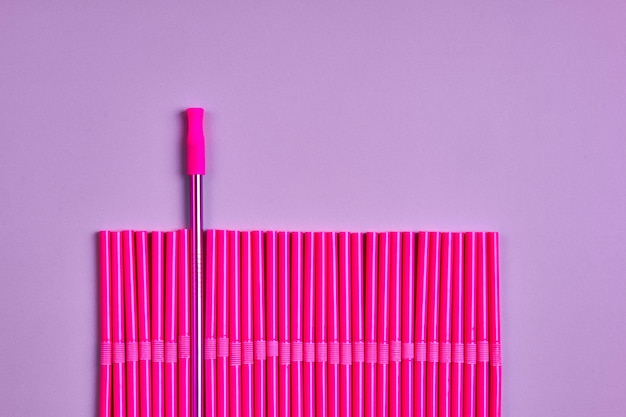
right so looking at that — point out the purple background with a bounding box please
[1,1,625,416]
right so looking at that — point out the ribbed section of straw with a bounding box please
[364,342,377,364]
[316,342,327,363]
[164,341,177,363]
[415,342,427,362]
[465,342,477,365]
[112,341,126,364]
[279,342,291,365]
[477,340,489,363]
[242,341,254,365]
[328,342,340,365]
[126,341,139,362]
[100,342,112,365]
[217,337,229,358]
[204,338,217,360]
[303,342,315,363]
[139,341,151,361]
[230,341,242,366]
[452,342,464,364]
[291,341,303,362]
[267,340,279,358]
[490,342,502,366]
[152,340,164,363]
[340,342,352,365]
[178,335,191,359]
[389,341,402,363]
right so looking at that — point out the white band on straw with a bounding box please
[291,341,303,362]
[230,341,242,366]
[242,341,254,365]
[439,342,451,363]
[402,342,414,360]
[340,342,352,365]
[316,342,327,363]
[279,342,291,365]
[100,342,112,366]
[465,342,477,365]
[113,341,125,364]
[126,341,139,362]
[152,340,164,363]
[452,342,464,363]
[390,341,402,363]
[378,342,389,365]
[267,340,279,358]
[352,341,365,363]
[477,340,489,363]
[165,341,177,363]
[490,342,502,366]
[139,341,151,361]
[254,340,266,361]
[328,341,340,365]
[303,342,315,363]
[217,337,229,358]
[204,338,217,360]
[415,342,427,362]
[364,342,377,364]
[178,335,191,359]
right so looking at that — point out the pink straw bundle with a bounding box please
[99,229,501,417]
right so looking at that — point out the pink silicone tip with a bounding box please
[186,107,206,175]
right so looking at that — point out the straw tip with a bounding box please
[185,107,206,175]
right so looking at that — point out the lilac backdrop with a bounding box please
[1,1,625,416]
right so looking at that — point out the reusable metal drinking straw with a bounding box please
[185,108,206,417]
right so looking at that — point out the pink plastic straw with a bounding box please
[327,232,340,417]
[252,231,267,417]
[476,232,489,417]
[266,231,279,417]
[290,232,304,417]
[135,232,152,417]
[350,233,364,417]
[400,232,415,417]
[164,231,178,417]
[151,232,165,417]
[98,231,112,417]
[252,231,266,417]
[314,232,328,417]
[205,230,217,417]
[463,232,477,417]
[388,232,402,417]
[426,232,441,417]
[110,232,126,417]
[178,230,191,417]
[487,233,502,417]
[216,230,229,417]
[414,232,429,417]
[338,232,352,417]
[302,232,315,417]
[450,233,464,417]
[364,232,377,417]
[278,232,291,417]
[229,231,242,417]
[241,232,255,417]
[439,233,453,417]
[376,233,390,417]
[122,230,139,417]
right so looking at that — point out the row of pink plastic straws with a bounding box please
[98,230,192,417]
[99,230,501,417]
